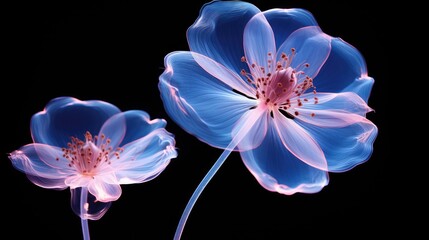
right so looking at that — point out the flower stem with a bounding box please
[173,145,234,240]
[80,187,90,240]
[173,108,264,240]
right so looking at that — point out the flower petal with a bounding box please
[263,8,318,49]
[244,12,277,77]
[241,120,328,195]
[87,173,122,202]
[187,0,261,75]
[232,105,268,151]
[295,92,373,127]
[159,51,256,149]
[65,175,91,189]
[313,38,374,101]
[31,97,121,148]
[297,118,377,172]
[99,110,168,149]
[113,128,177,184]
[8,143,76,189]
[273,111,328,171]
[277,26,331,81]
[191,52,256,97]
[71,188,112,220]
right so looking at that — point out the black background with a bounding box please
[3,0,393,239]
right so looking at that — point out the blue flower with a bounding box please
[159,1,377,238]
[9,97,177,221]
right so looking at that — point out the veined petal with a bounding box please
[314,38,373,101]
[65,175,91,189]
[277,26,331,81]
[31,97,121,148]
[71,188,112,220]
[293,93,377,172]
[191,52,256,97]
[241,120,328,195]
[232,105,269,151]
[273,111,328,171]
[87,173,122,202]
[99,110,168,149]
[159,51,256,149]
[113,129,177,184]
[295,92,373,125]
[244,12,277,77]
[297,118,377,172]
[187,0,261,76]
[9,143,76,189]
[263,8,318,49]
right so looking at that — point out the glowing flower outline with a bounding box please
[9,97,177,240]
[158,1,378,239]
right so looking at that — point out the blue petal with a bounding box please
[313,38,374,101]
[31,97,121,148]
[99,110,167,149]
[296,117,378,172]
[187,0,260,75]
[71,188,111,220]
[264,8,319,49]
[9,143,75,189]
[240,120,329,195]
[297,92,373,118]
[273,111,327,171]
[191,52,256,97]
[232,106,268,151]
[159,51,256,149]
[243,12,276,76]
[114,128,177,184]
[277,26,331,81]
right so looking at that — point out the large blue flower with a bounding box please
[160,0,377,196]
[9,97,177,221]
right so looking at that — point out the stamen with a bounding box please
[237,49,319,122]
[59,131,120,176]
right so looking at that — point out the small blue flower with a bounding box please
[159,1,377,238]
[9,97,177,226]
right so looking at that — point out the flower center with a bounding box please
[58,131,123,176]
[240,48,318,117]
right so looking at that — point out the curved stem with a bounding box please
[173,145,234,240]
[173,107,265,240]
[80,187,90,240]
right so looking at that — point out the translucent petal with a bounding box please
[8,143,76,189]
[87,173,122,202]
[241,120,328,195]
[159,51,256,149]
[295,92,373,127]
[244,12,277,77]
[263,8,318,49]
[97,112,126,150]
[187,0,260,75]
[113,129,177,184]
[191,52,256,97]
[232,106,268,151]
[99,110,168,149]
[313,38,373,101]
[65,175,91,189]
[273,111,328,171]
[277,26,331,81]
[296,116,377,172]
[31,97,121,148]
[71,188,112,220]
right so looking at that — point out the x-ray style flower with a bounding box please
[159,1,377,239]
[9,97,177,239]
